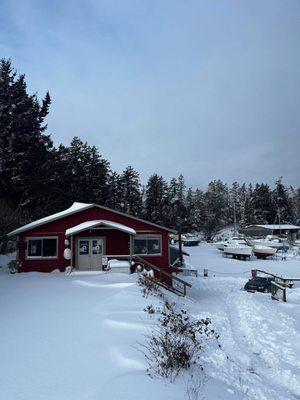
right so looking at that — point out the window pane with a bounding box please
[92,240,102,255]
[79,240,89,255]
[147,239,161,254]
[134,239,147,254]
[28,240,42,256]
[43,239,57,257]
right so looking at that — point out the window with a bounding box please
[27,237,58,258]
[133,236,161,256]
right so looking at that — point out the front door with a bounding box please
[77,238,104,270]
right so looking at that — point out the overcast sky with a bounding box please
[0,0,299,188]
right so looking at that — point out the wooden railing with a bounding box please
[132,255,192,296]
[102,254,192,296]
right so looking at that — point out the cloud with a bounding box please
[1,0,300,187]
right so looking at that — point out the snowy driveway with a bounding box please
[186,244,300,400]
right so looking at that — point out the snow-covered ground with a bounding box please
[0,244,300,400]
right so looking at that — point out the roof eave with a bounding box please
[7,202,176,236]
[7,204,94,237]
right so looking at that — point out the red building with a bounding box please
[8,202,176,274]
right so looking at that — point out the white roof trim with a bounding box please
[8,202,93,236]
[65,220,136,236]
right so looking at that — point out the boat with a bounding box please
[248,235,289,250]
[215,236,247,251]
[183,233,200,246]
[252,245,277,259]
[223,242,252,260]
[214,241,226,251]
[183,238,200,246]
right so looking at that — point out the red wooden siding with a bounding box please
[18,206,171,273]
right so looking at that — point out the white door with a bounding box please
[77,238,104,270]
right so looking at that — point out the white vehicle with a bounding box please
[252,245,277,259]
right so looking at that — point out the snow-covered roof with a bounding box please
[8,202,176,237]
[8,202,93,236]
[65,220,136,236]
[249,224,300,230]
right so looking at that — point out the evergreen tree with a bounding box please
[144,174,169,225]
[0,58,53,216]
[58,137,110,205]
[239,183,249,228]
[201,180,229,240]
[193,188,205,232]
[290,187,300,225]
[119,166,143,216]
[251,183,274,224]
[273,178,293,223]
[165,176,188,230]
[229,182,240,225]
[106,171,122,210]
[185,187,197,231]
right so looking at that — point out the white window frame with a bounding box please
[133,235,162,256]
[26,236,58,259]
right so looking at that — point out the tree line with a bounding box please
[1,58,299,239]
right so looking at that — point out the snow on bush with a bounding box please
[141,300,221,382]
[143,304,156,314]
[137,273,164,299]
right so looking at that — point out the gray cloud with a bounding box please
[0,0,299,187]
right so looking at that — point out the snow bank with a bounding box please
[1,244,300,400]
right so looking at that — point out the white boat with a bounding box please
[223,242,252,260]
[215,237,247,251]
[252,245,277,259]
[293,240,300,248]
[214,241,226,251]
[249,235,289,250]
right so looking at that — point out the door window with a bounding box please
[79,240,89,255]
[92,240,102,255]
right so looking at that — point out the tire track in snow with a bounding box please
[226,284,300,400]
[190,277,300,400]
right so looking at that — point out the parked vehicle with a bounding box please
[244,277,273,292]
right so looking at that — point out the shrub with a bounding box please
[142,302,220,382]
[144,305,156,314]
[138,274,164,299]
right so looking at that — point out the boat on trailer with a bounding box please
[252,245,277,259]
[223,242,252,260]
[215,237,248,252]
[249,235,289,250]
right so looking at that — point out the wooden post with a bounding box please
[251,269,257,278]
